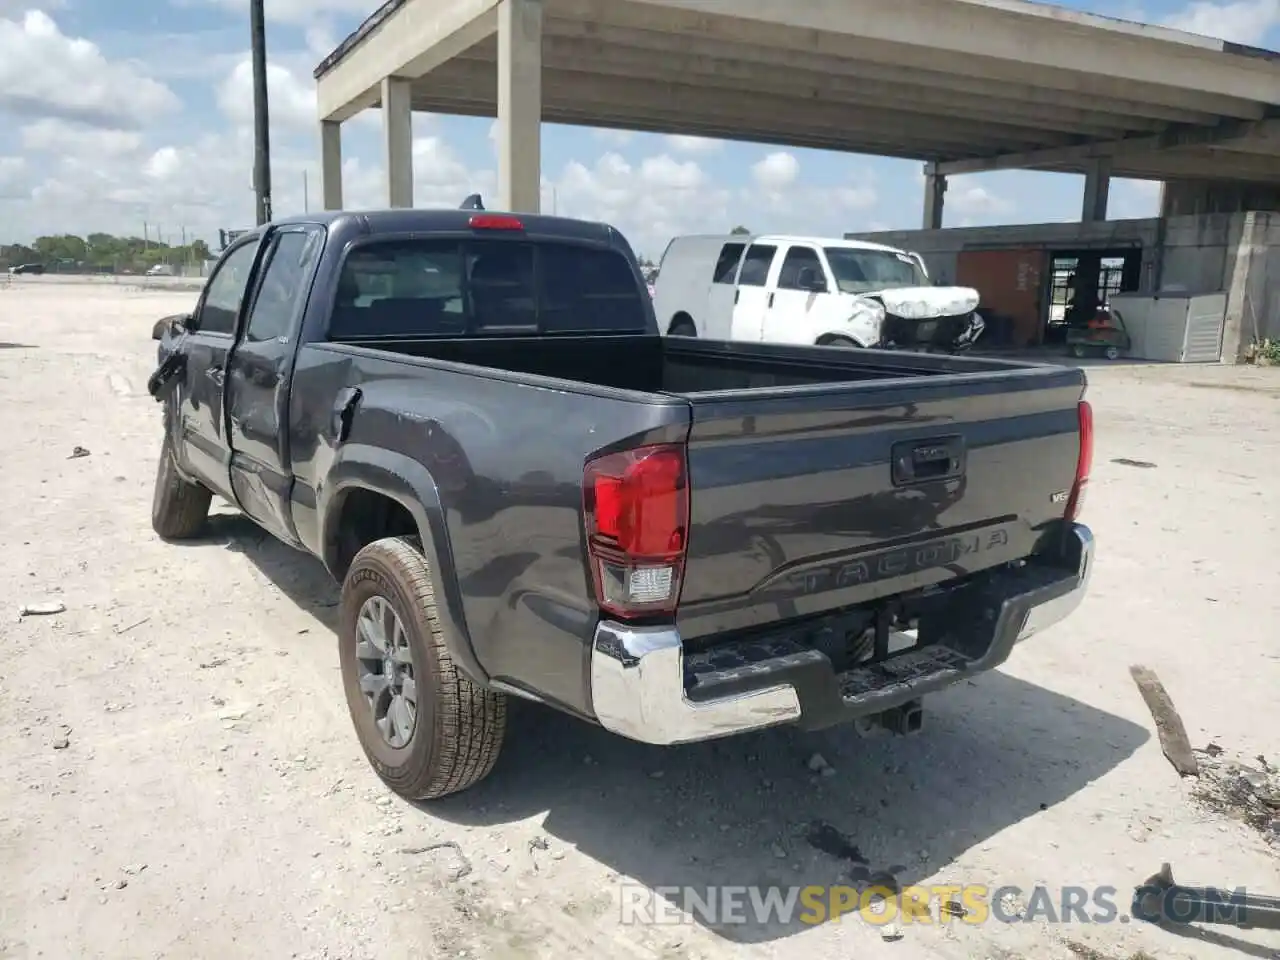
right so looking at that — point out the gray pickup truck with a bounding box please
[148,206,1095,800]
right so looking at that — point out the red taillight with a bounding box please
[469,214,523,230]
[1065,399,1093,522]
[583,443,689,619]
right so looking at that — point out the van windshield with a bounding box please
[824,248,928,294]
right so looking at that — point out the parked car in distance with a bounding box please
[146,264,175,277]
[9,263,45,275]
[653,233,985,352]
[147,205,1094,802]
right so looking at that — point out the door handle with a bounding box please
[734,290,740,305]
[891,436,966,486]
[206,366,224,387]
[767,292,775,308]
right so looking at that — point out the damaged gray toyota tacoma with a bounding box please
[147,207,1095,800]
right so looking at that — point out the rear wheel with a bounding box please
[339,536,507,800]
[668,317,697,337]
[1071,343,1087,358]
[151,432,211,539]
[817,335,858,348]
[1104,346,1120,360]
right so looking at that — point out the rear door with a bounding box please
[729,242,778,341]
[225,226,324,544]
[673,366,1087,640]
[173,238,262,500]
[704,240,745,339]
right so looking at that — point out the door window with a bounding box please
[737,244,777,287]
[776,246,827,292]
[712,242,745,283]
[243,232,319,342]
[199,241,260,335]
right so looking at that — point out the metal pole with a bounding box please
[250,0,272,225]
[303,170,309,213]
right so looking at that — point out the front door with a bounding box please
[174,238,262,501]
[765,244,829,345]
[225,227,323,544]
[729,242,778,341]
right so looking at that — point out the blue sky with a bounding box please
[1,0,1277,256]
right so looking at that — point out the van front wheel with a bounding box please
[817,335,858,348]
[668,317,697,337]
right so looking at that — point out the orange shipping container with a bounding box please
[956,248,1048,346]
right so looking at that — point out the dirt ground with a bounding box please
[1,279,1277,960]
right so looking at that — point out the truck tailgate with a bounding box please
[674,366,1087,641]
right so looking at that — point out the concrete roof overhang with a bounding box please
[315,0,1280,183]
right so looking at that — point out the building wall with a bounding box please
[1161,181,1280,218]
[847,212,1280,358]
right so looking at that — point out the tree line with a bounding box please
[1,233,214,273]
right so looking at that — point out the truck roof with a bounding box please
[669,233,909,255]
[250,208,624,247]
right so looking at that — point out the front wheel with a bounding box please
[151,432,211,539]
[817,335,858,348]
[668,318,696,337]
[339,536,507,800]
[1104,346,1120,361]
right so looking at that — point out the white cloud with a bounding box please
[751,151,800,191]
[948,183,1015,217]
[549,152,730,256]
[21,118,142,157]
[1162,0,1280,42]
[0,10,179,127]
[665,135,722,154]
[217,58,317,130]
[187,0,375,25]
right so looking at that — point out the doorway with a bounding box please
[1044,247,1142,345]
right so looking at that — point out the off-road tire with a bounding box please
[668,317,697,337]
[151,432,211,539]
[339,536,507,800]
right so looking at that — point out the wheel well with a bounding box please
[668,312,695,333]
[329,488,419,580]
[816,334,858,346]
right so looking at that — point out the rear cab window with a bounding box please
[328,237,647,339]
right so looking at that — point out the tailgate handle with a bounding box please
[892,436,966,485]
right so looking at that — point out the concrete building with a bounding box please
[313,0,1280,361]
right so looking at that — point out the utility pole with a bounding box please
[303,170,309,213]
[250,0,272,225]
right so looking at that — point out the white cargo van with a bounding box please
[652,233,984,351]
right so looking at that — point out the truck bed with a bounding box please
[329,332,1027,395]
[326,332,1085,642]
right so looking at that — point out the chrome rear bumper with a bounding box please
[588,523,1094,746]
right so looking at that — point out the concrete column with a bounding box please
[320,120,343,211]
[497,0,542,213]
[381,76,413,208]
[1081,158,1111,222]
[1221,211,1261,364]
[922,170,946,230]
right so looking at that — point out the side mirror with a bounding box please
[908,252,930,280]
[797,266,825,292]
[152,313,191,340]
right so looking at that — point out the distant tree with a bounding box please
[1,231,215,272]
[730,225,751,235]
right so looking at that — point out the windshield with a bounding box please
[823,247,929,294]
